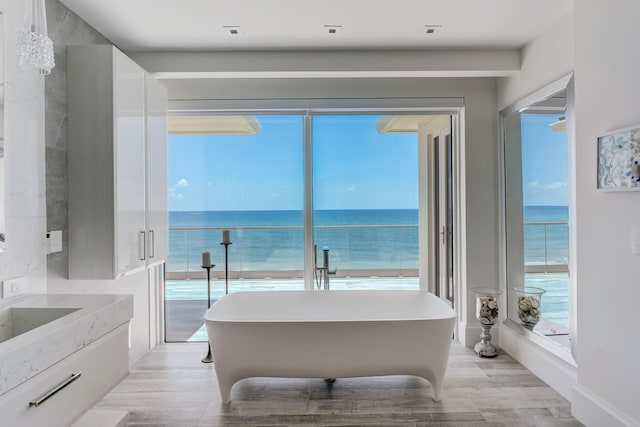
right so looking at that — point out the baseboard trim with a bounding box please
[572,384,639,427]
[499,320,576,400]
[462,323,480,348]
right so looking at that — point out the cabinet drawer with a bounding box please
[0,324,128,427]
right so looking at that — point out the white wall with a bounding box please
[0,0,48,293]
[572,1,640,425]
[497,12,574,110]
[498,4,640,425]
[131,70,500,347]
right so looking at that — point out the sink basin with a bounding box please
[0,307,80,343]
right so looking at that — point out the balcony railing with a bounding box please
[523,221,569,273]
[166,220,569,279]
[166,224,419,280]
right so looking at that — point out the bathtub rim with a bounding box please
[204,289,456,323]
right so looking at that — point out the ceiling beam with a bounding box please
[130,49,520,79]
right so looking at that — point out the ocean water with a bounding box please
[168,209,419,273]
[166,207,571,337]
[523,205,569,266]
[167,206,568,272]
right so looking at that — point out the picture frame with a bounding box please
[597,125,640,190]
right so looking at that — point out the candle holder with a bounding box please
[220,230,232,295]
[201,260,215,364]
[472,287,502,358]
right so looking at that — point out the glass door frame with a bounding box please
[303,109,458,292]
[168,99,465,308]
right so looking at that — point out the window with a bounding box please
[164,111,454,341]
[502,87,572,346]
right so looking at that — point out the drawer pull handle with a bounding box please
[29,372,82,408]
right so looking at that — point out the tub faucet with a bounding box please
[314,245,337,290]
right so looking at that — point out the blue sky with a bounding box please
[168,113,567,211]
[168,116,304,212]
[521,114,568,206]
[168,115,418,211]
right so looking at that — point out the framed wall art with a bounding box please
[597,125,640,190]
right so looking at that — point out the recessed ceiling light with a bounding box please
[223,26,243,37]
[423,25,442,35]
[324,25,342,35]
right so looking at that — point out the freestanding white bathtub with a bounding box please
[204,290,456,403]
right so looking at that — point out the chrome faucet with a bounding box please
[314,245,337,290]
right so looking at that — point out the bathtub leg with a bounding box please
[216,375,234,404]
[220,388,231,404]
[432,382,442,402]
[418,370,444,401]
[324,378,336,383]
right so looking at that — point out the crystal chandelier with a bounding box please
[16,0,55,75]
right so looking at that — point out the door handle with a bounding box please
[139,231,146,261]
[149,229,155,259]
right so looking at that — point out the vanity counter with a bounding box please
[0,293,133,396]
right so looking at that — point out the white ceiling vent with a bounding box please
[223,26,243,37]
[423,25,442,35]
[324,25,342,35]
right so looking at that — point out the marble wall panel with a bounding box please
[44,0,108,281]
[0,0,48,293]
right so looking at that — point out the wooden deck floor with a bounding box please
[94,342,582,426]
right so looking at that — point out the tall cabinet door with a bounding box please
[145,75,169,263]
[114,50,147,276]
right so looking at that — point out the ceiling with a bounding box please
[58,0,572,52]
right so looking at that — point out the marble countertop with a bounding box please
[0,293,133,396]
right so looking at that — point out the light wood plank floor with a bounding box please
[95,342,583,426]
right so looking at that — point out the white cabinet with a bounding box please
[0,324,129,427]
[113,48,147,277]
[68,45,168,279]
[145,75,168,264]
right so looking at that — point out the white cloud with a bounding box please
[176,178,189,188]
[545,181,566,190]
[529,180,566,190]
[169,188,185,199]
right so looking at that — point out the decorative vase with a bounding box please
[513,287,545,330]
[471,287,502,358]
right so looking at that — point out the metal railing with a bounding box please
[166,224,419,280]
[166,220,569,278]
[523,221,569,273]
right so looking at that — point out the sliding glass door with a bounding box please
[165,111,455,341]
[165,115,304,341]
[311,115,419,290]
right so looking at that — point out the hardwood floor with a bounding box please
[95,342,583,426]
